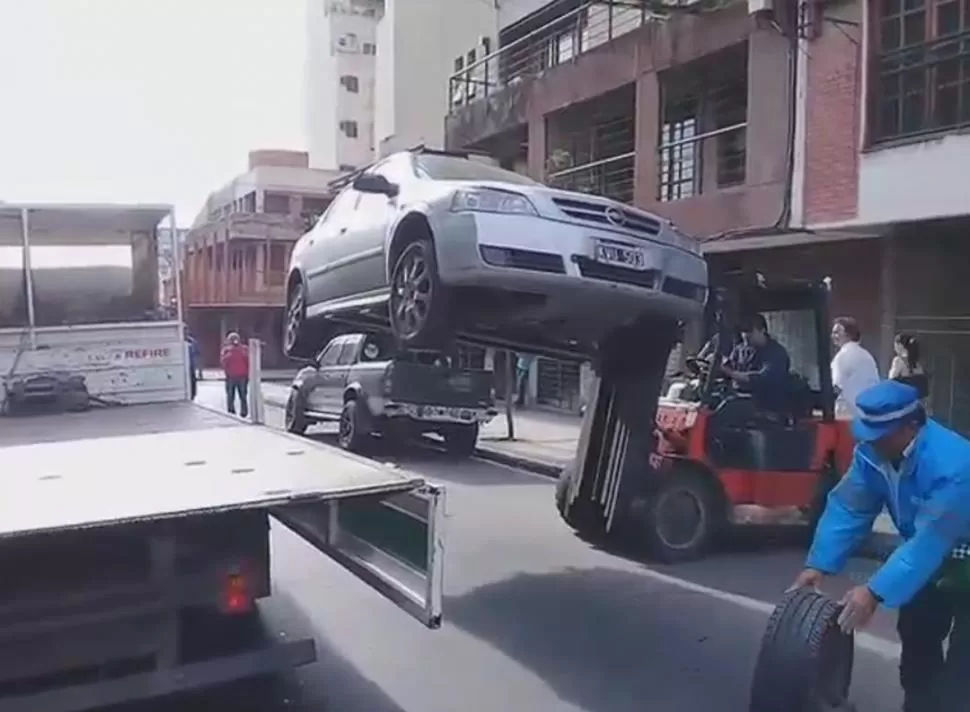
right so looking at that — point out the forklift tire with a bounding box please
[636,469,721,564]
[749,588,854,712]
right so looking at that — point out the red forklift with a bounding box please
[556,272,856,562]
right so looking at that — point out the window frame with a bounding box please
[317,339,343,367]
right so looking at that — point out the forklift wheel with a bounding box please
[749,588,854,712]
[637,470,721,564]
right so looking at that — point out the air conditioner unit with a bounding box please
[748,0,772,14]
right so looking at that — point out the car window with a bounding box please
[368,153,417,183]
[319,187,360,228]
[414,154,539,185]
[336,338,360,366]
[318,340,342,367]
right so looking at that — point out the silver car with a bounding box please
[283,148,707,359]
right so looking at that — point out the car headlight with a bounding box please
[451,188,538,216]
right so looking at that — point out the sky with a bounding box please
[0,0,307,225]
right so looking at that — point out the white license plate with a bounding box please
[417,405,475,422]
[595,243,647,270]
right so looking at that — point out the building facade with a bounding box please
[374,0,498,157]
[444,0,970,429]
[181,150,338,368]
[305,0,383,171]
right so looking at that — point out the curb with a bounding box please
[472,447,564,479]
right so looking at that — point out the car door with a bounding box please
[337,154,418,296]
[304,188,362,306]
[306,338,344,413]
[327,334,363,409]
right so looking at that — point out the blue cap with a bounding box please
[852,380,921,443]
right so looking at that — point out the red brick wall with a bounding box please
[802,1,863,225]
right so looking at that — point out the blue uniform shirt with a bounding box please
[806,419,970,608]
[186,336,200,373]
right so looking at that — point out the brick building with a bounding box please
[445,0,970,431]
[181,150,339,369]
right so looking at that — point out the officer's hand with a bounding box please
[786,568,825,592]
[837,586,878,633]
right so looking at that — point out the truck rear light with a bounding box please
[221,572,253,615]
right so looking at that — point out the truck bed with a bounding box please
[0,401,424,540]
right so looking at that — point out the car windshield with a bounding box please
[415,154,539,186]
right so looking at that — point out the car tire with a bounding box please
[635,469,722,564]
[284,388,309,435]
[337,399,372,453]
[749,588,854,712]
[444,422,478,458]
[389,238,450,350]
[283,279,317,359]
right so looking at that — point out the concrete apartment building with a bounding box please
[374,0,498,156]
[443,0,970,431]
[305,0,383,171]
[182,150,339,368]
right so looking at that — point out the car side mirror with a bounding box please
[353,173,399,197]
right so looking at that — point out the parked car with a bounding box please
[283,147,708,360]
[284,332,496,456]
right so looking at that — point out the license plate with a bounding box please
[595,243,647,270]
[416,405,475,422]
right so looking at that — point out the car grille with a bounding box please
[479,246,566,274]
[552,197,661,239]
[575,256,660,288]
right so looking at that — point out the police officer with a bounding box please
[790,380,970,712]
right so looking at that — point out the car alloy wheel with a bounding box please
[338,404,354,446]
[284,283,306,353]
[391,243,433,339]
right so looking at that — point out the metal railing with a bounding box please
[657,121,747,202]
[447,1,655,111]
[547,152,636,204]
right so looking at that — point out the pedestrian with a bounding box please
[184,327,201,400]
[890,332,929,399]
[790,380,970,711]
[220,332,249,418]
[830,316,880,419]
[514,353,535,407]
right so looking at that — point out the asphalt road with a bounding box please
[148,383,905,712]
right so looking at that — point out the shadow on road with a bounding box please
[445,566,761,712]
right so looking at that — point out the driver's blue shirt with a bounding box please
[745,336,791,412]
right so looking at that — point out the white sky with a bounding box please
[0,0,307,225]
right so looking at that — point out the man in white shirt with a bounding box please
[830,316,881,419]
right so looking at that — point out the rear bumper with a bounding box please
[383,402,496,425]
[0,638,315,712]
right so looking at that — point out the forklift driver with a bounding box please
[718,313,792,424]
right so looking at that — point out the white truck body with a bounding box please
[0,204,445,711]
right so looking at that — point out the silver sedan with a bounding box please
[284,148,707,359]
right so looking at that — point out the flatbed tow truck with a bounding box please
[0,204,443,711]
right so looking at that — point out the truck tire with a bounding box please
[749,588,854,712]
[284,388,309,435]
[338,399,372,453]
[389,237,450,350]
[635,469,722,564]
[444,422,478,458]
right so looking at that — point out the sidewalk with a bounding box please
[201,368,297,383]
[248,379,900,552]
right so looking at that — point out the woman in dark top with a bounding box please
[889,332,928,398]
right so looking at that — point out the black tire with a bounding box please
[284,388,309,435]
[444,422,478,458]
[337,399,372,453]
[636,469,722,564]
[283,278,316,359]
[389,238,450,350]
[749,588,854,712]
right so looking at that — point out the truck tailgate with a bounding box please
[0,402,444,628]
[388,362,493,407]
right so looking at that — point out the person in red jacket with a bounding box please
[220,332,250,417]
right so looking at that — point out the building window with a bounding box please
[466,49,478,98]
[451,55,466,107]
[340,74,360,93]
[337,33,359,52]
[657,43,748,202]
[362,42,376,55]
[338,163,356,171]
[263,193,291,214]
[339,120,359,138]
[872,0,970,142]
